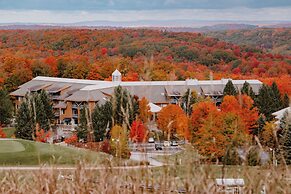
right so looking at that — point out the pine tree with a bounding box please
[111,86,137,128]
[92,101,112,142]
[0,89,13,125]
[15,97,35,140]
[282,121,291,165]
[33,91,54,131]
[76,106,88,141]
[39,90,54,122]
[241,81,255,99]
[34,94,49,131]
[256,83,284,121]
[223,80,238,96]
[282,93,289,108]
[254,114,266,138]
[256,84,274,121]
[270,82,283,111]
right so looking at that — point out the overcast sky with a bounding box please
[0,0,290,23]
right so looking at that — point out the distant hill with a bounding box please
[206,28,291,55]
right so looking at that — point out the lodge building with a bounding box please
[10,70,262,126]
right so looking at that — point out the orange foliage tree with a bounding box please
[221,95,259,134]
[138,97,152,124]
[130,120,148,143]
[157,104,189,140]
[190,100,219,139]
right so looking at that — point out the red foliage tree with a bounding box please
[130,120,148,143]
[0,127,7,138]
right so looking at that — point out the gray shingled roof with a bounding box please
[11,76,263,104]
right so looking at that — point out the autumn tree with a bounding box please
[157,104,189,140]
[0,89,13,126]
[223,80,238,96]
[110,125,130,159]
[0,127,7,138]
[195,111,249,161]
[35,124,51,143]
[130,120,148,143]
[190,100,219,142]
[138,97,152,123]
[260,121,277,149]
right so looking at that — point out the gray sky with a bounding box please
[0,0,290,23]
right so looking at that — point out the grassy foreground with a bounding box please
[0,139,133,166]
[0,163,290,193]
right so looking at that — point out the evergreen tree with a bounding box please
[92,101,112,142]
[282,93,289,108]
[0,89,13,125]
[223,80,238,96]
[255,114,266,137]
[33,91,54,131]
[76,106,88,141]
[39,90,54,122]
[15,97,35,140]
[256,83,284,121]
[111,86,137,128]
[15,91,54,140]
[34,94,49,131]
[282,121,291,165]
[241,81,255,99]
[270,82,283,110]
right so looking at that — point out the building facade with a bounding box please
[10,70,262,126]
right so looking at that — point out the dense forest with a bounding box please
[207,28,291,55]
[0,29,290,95]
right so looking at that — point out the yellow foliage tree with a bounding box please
[138,97,152,123]
[110,125,130,159]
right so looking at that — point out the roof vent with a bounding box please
[112,69,122,82]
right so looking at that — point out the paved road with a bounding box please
[130,150,181,166]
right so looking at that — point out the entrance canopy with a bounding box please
[149,102,162,113]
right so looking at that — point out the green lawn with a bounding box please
[2,127,16,138]
[0,139,133,166]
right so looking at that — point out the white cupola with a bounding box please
[112,69,122,82]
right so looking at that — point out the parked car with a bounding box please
[148,137,155,143]
[163,141,170,147]
[171,141,178,146]
[155,143,163,150]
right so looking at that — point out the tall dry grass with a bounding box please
[0,160,290,193]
